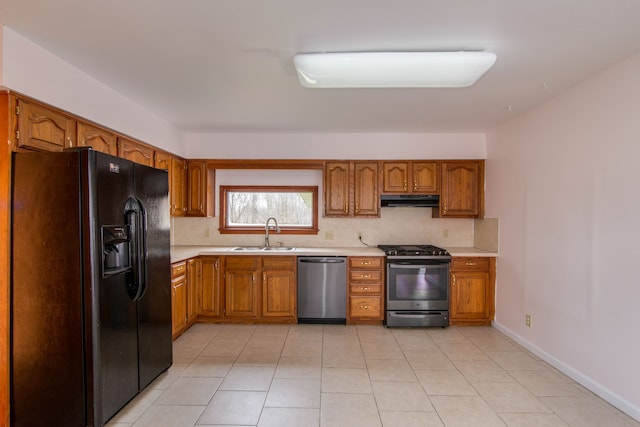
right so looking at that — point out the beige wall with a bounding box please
[486,51,640,420]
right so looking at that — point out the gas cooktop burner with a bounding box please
[378,244,451,258]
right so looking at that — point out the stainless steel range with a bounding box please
[378,245,452,327]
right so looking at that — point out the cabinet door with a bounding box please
[225,270,259,317]
[171,275,187,337]
[187,160,207,216]
[16,99,76,152]
[201,257,221,317]
[155,150,172,170]
[118,137,154,166]
[77,121,117,155]
[324,162,351,216]
[439,161,483,217]
[354,162,379,216]
[186,258,201,326]
[382,162,409,193]
[450,270,491,320]
[170,157,187,216]
[262,269,296,318]
[412,162,438,193]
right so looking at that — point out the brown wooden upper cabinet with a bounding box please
[154,150,172,170]
[382,161,438,194]
[324,161,379,217]
[435,160,484,218]
[170,156,188,216]
[186,160,214,217]
[77,121,118,156]
[15,98,76,152]
[117,137,154,167]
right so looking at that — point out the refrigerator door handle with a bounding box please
[125,198,147,301]
[136,198,148,300]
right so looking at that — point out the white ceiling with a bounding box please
[2,0,640,133]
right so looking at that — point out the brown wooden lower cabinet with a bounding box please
[222,256,297,322]
[171,261,188,338]
[449,257,496,326]
[171,255,296,334]
[347,256,385,324]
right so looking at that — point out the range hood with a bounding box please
[380,194,439,207]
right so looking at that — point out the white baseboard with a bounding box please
[492,320,640,422]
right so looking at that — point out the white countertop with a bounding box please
[171,245,385,263]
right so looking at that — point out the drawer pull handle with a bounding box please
[362,287,370,291]
[360,305,370,309]
[465,262,477,266]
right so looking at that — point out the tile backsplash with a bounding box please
[172,207,479,248]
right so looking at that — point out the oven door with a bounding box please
[386,260,450,311]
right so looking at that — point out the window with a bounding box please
[219,186,318,234]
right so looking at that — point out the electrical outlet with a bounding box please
[525,314,531,327]
[204,227,210,238]
[357,231,363,239]
[325,231,334,240]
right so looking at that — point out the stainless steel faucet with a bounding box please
[264,217,280,247]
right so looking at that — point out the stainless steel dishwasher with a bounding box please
[297,256,347,324]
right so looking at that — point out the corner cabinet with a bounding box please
[324,161,379,217]
[186,160,214,217]
[347,257,384,324]
[435,161,484,218]
[171,261,188,338]
[449,257,495,326]
[170,156,188,216]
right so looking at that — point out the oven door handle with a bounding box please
[388,263,444,269]
[389,311,445,317]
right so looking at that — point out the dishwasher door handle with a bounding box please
[298,258,345,263]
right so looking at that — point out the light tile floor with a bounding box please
[106,324,639,427]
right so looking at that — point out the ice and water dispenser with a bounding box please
[102,225,131,274]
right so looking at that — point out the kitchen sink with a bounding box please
[231,246,296,252]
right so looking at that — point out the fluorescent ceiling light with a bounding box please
[293,51,497,88]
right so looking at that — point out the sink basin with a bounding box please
[230,246,296,252]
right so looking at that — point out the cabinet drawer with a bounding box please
[451,257,490,271]
[225,256,260,270]
[349,284,382,295]
[262,256,296,269]
[349,270,382,282]
[350,296,383,318]
[349,257,383,269]
[171,261,187,278]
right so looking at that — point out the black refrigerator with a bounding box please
[10,148,173,426]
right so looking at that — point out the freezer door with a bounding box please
[134,163,172,388]
[11,151,87,426]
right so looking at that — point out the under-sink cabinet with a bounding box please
[223,256,297,322]
[449,256,496,326]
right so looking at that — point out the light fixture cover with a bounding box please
[293,51,497,88]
